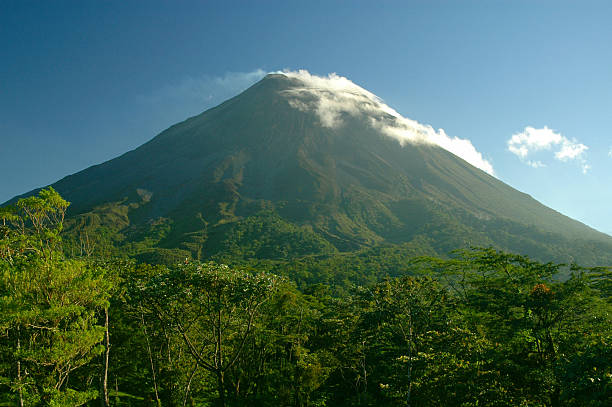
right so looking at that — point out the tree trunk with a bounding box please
[115,377,120,406]
[406,313,413,407]
[217,371,226,407]
[141,312,161,406]
[183,363,198,407]
[103,307,110,406]
[17,327,24,407]
[216,299,225,407]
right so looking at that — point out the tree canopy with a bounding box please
[1,190,610,406]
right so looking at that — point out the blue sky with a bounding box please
[1,0,611,235]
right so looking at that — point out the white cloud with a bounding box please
[608,146,612,157]
[555,140,588,161]
[507,126,590,173]
[276,70,495,176]
[527,160,546,168]
[507,126,563,158]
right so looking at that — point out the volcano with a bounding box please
[11,71,612,265]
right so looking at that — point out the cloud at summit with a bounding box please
[277,70,496,176]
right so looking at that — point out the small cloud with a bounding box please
[608,146,612,157]
[507,126,589,173]
[527,160,546,168]
[581,163,591,174]
[508,126,563,158]
[277,70,495,176]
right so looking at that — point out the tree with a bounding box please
[135,261,283,406]
[355,276,454,406]
[0,188,114,406]
[418,247,612,406]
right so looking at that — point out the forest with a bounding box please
[1,188,611,406]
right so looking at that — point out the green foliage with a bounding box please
[132,247,192,266]
[2,189,611,406]
[0,189,114,406]
[132,261,285,406]
[414,248,612,406]
[206,211,338,261]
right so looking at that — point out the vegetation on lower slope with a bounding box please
[1,189,611,406]
[57,190,612,274]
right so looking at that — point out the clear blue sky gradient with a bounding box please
[1,1,611,234]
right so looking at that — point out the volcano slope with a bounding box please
[10,72,612,268]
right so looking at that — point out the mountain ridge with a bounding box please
[6,72,612,266]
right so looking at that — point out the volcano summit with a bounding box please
[12,71,612,265]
